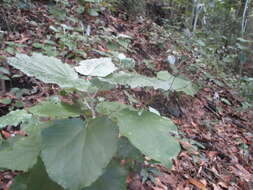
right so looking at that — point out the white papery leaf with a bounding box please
[75,58,118,77]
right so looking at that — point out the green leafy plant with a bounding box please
[0,53,196,189]
[109,0,146,18]
[77,0,103,17]
[240,77,253,102]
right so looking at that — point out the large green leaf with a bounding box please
[10,158,63,190]
[83,160,127,190]
[41,117,119,190]
[157,71,196,96]
[116,109,180,167]
[0,121,41,171]
[103,72,170,89]
[0,109,32,128]
[7,53,92,91]
[29,100,82,119]
[103,71,196,95]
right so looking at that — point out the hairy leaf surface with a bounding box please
[103,72,170,89]
[103,71,195,95]
[41,117,118,189]
[75,57,117,77]
[116,109,180,167]
[7,53,91,91]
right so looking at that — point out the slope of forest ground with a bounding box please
[0,1,252,190]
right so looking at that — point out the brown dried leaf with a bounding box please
[188,178,207,190]
[229,164,253,182]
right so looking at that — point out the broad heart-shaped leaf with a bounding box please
[29,100,82,119]
[82,160,127,190]
[7,53,92,91]
[75,57,118,77]
[103,71,196,95]
[0,120,41,171]
[115,109,180,168]
[0,109,32,128]
[10,158,63,190]
[41,117,119,190]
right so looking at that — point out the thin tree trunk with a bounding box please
[241,0,250,35]
[239,0,250,77]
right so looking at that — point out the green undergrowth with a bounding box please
[0,1,252,189]
[0,51,196,189]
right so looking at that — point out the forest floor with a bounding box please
[0,1,252,190]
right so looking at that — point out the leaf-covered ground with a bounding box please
[0,1,252,189]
